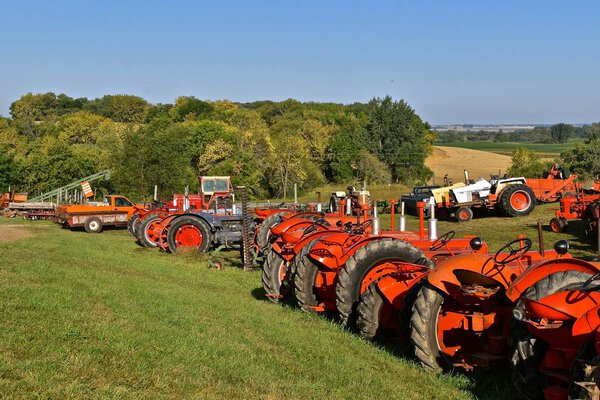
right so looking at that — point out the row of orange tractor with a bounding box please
[249,191,600,400]
[127,175,600,399]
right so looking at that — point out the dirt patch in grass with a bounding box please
[426,146,512,184]
[0,224,34,242]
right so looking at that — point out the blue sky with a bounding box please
[0,1,598,124]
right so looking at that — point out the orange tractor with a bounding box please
[261,187,372,301]
[408,235,571,372]
[291,202,488,329]
[508,257,600,399]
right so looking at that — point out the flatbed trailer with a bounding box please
[5,202,55,220]
[55,195,139,233]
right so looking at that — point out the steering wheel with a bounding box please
[302,218,326,236]
[580,272,600,290]
[350,220,373,236]
[430,230,455,251]
[493,238,532,264]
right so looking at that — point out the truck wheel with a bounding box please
[167,216,212,254]
[138,214,161,248]
[256,212,288,254]
[336,238,433,327]
[455,206,473,222]
[510,271,593,399]
[85,217,103,233]
[500,184,536,217]
[549,217,568,233]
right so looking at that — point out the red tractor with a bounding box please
[550,192,600,234]
[507,257,600,399]
[408,236,571,372]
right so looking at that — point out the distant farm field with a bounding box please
[426,146,512,183]
[439,140,581,158]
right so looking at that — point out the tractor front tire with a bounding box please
[549,217,568,233]
[499,184,536,217]
[261,249,287,303]
[455,206,473,222]
[128,213,140,237]
[510,270,593,400]
[166,216,212,254]
[84,217,103,233]
[336,238,432,327]
[138,214,162,248]
[410,284,446,372]
[256,212,287,254]
[293,240,321,311]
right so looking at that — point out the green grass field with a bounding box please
[439,140,582,158]
[0,204,596,399]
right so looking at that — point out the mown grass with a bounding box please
[1,218,472,400]
[0,202,596,400]
[439,140,582,157]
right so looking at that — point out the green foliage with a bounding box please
[84,95,149,123]
[4,92,438,200]
[365,95,434,183]
[169,96,214,121]
[113,120,193,198]
[561,139,600,179]
[507,147,550,178]
[0,145,20,191]
[550,123,574,144]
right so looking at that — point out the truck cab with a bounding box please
[102,195,136,214]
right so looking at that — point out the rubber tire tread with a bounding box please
[499,184,536,217]
[336,238,433,327]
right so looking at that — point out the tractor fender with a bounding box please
[506,258,600,302]
[425,253,511,295]
[525,291,600,322]
[308,231,362,269]
[292,229,345,256]
[572,306,600,345]
[376,270,430,309]
[280,220,332,244]
[270,213,322,236]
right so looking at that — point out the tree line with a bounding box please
[436,123,600,144]
[0,93,435,200]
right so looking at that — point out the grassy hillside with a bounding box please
[440,140,581,158]
[0,203,596,399]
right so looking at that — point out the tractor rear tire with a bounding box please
[256,212,287,254]
[293,240,321,311]
[138,214,161,248]
[261,249,287,303]
[549,217,568,233]
[336,238,433,327]
[510,270,593,400]
[128,213,140,237]
[85,217,103,233]
[166,216,212,254]
[455,206,473,222]
[499,184,536,217]
[329,195,338,213]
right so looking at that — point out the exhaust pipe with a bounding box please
[464,170,470,184]
[316,191,322,212]
[428,203,438,240]
[399,201,406,232]
[346,197,352,215]
[537,221,545,257]
[372,202,380,236]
